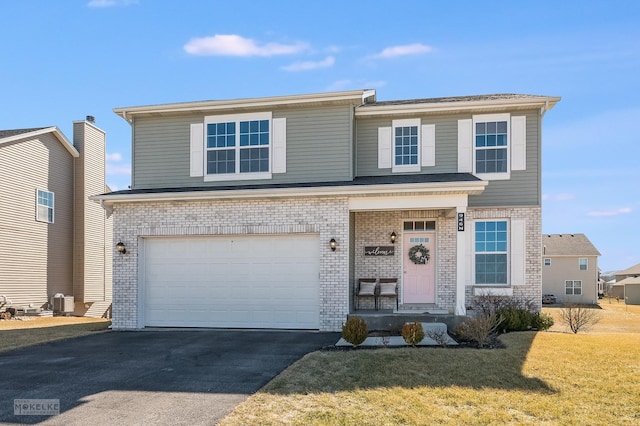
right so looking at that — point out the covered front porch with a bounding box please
[348,190,479,318]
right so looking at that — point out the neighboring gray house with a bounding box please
[95,89,559,331]
[542,234,601,304]
[0,120,112,317]
[613,263,640,304]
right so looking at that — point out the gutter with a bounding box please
[91,180,488,204]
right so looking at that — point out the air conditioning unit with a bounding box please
[51,295,74,314]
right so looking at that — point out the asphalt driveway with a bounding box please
[0,329,339,425]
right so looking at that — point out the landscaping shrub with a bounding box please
[532,312,554,331]
[560,303,601,334]
[401,321,425,346]
[342,316,368,346]
[456,311,500,348]
[497,307,535,331]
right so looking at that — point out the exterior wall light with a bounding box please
[116,242,127,254]
[390,231,397,244]
[329,238,337,251]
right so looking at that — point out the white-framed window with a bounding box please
[544,258,551,266]
[579,258,588,271]
[36,189,54,223]
[473,113,510,180]
[474,220,508,285]
[203,112,272,181]
[565,280,582,295]
[392,118,421,173]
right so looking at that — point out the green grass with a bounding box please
[221,304,640,425]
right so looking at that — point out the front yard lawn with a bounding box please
[221,303,640,425]
[0,317,110,352]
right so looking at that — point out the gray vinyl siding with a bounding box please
[469,110,540,207]
[132,104,355,189]
[0,133,74,307]
[355,110,540,207]
[73,122,109,303]
[356,114,459,176]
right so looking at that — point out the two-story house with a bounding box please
[0,119,112,317]
[542,234,601,304]
[95,90,559,331]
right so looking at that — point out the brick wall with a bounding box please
[111,197,350,331]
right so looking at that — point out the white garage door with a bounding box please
[143,234,320,329]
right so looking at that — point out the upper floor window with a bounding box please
[458,113,526,180]
[392,119,421,173]
[475,119,508,174]
[475,220,508,285]
[205,112,271,180]
[36,189,54,223]
[544,258,551,266]
[579,258,588,271]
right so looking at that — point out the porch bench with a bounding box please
[355,279,377,310]
[377,278,399,310]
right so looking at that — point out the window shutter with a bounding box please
[378,127,392,169]
[511,116,526,171]
[190,123,204,177]
[457,119,472,173]
[510,219,526,286]
[421,124,435,167]
[272,117,287,173]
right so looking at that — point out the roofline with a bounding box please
[542,254,601,258]
[0,126,78,157]
[113,90,375,121]
[91,180,488,204]
[355,96,561,117]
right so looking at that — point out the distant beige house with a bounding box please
[0,119,112,317]
[613,263,640,304]
[542,234,600,304]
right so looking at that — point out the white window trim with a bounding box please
[36,189,54,224]
[472,219,510,286]
[472,113,511,181]
[579,258,588,271]
[544,258,551,266]
[392,118,421,173]
[203,111,273,182]
[565,280,583,295]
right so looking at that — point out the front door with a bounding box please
[403,232,436,303]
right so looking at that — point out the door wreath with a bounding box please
[408,244,430,264]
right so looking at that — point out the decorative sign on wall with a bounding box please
[364,246,395,256]
[457,213,465,231]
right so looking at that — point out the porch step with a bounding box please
[348,312,464,332]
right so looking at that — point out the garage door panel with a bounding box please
[144,235,320,329]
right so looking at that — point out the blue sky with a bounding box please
[1,0,638,272]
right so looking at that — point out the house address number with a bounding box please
[458,213,465,231]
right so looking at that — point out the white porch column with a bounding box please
[456,205,467,315]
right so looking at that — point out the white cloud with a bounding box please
[184,34,309,57]
[326,80,353,91]
[542,193,576,201]
[106,163,131,176]
[325,79,387,92]
[587,207,632,217]
[87,0,137,8]
[371,43,433,59]
[281,56,335,72]
[106,152,123,161]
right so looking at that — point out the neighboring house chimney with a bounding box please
[72,120,111,310]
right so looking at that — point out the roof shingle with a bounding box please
[542,234,601,256]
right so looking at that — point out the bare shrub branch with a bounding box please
[559,303,601,334]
